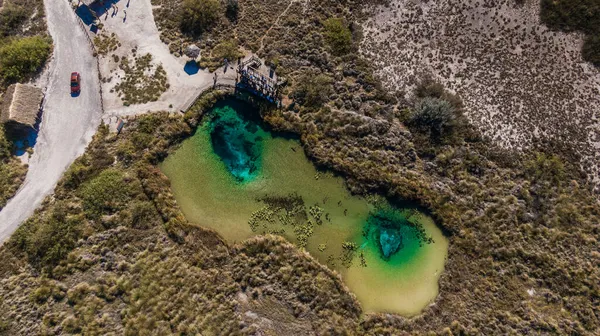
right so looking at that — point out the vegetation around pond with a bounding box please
[0,75,599,334]
[0,0,598,334]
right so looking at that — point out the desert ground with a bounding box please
[360,0,600,190]
[92,0,236,119]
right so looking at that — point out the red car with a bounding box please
[70,72,81,94]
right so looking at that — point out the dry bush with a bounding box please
[113,53,169,105]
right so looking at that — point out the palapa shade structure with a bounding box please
[80,0,100,6]
[0,83,44,129]
[184,44,201,59]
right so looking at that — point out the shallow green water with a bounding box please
[160,100,449,315]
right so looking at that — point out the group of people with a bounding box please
[103,1,129,21]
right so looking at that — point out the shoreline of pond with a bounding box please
[160,96,450,316]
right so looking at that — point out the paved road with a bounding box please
[0,0,102,244]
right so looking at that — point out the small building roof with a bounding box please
[80,0,98,6]
[184,44,201,59]
[0,84,43,128]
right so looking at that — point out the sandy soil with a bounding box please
[360,0,600,190]
[95,0,236,120]
[0,0,102,243]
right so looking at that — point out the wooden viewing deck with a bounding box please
[235,56,284,106]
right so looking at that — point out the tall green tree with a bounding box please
[323,17,353,55]
[0,3,29,37]
[0,35,52,84]
[180,0,221,36]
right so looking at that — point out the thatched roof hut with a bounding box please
[80,0,100,6]
[0,84,43,129]
[184,44,201,59]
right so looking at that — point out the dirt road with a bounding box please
[0,0,102,243]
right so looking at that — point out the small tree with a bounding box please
[180,0,221,36]
[583,35,600,66]
[0,35,52,84]
[409,97,457,140]
[323,17,353,55]
[292,73,333,108]
[225,0,239,21]
[0,4,29,37]
[212,39,242,62]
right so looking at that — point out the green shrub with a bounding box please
[225,0,239,21]
[292,73,333,108]
[11,202,84,267]
[415,77,463,109]
[0,125,26,210]
[582,35,600,66]
[180,0,221,36]
[323,17,353,55]
[0,125,12,161]
[0,3,29,37]
[120,201,160,229]
[67,283,91,305]
[211,39,242,62]
[79,169,132,219]
[541,0,600,66]
[524,153,566,185]
[541,0,600,34]
[409,97,457,140]
[0,35,52,84]
[0,320,7,332]
[30,285,52,304]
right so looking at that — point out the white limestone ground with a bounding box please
[94,0,236,120]
[360,0,600,190]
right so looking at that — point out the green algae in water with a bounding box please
[208,103,266,182]
[160,99,449,316]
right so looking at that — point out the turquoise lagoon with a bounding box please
[160,99,449,315]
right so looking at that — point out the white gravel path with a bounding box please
[98,0,236,118]
[0,0,102,244]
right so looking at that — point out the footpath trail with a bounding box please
[99,0,234,118]
[0,0,102,243]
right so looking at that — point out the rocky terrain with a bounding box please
[360,0,600,190]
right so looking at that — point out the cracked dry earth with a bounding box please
[360,0,600,190]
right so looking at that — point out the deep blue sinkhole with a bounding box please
[364,208,431,261]
[208,102,264,183]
